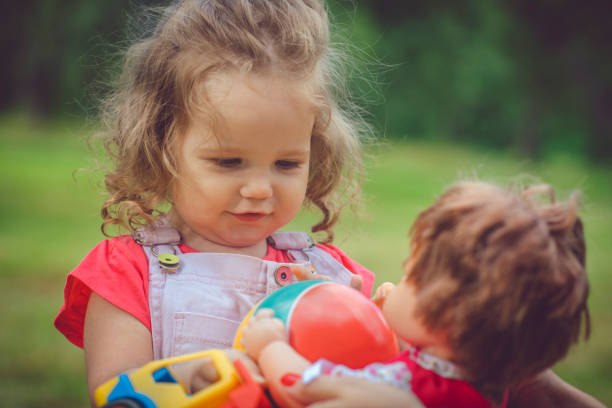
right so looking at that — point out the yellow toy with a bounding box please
[94,349,252,408]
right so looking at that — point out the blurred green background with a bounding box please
[1,1,610,407]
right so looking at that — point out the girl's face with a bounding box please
[170,73,315,256]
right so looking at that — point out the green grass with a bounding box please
[1,113,611,406]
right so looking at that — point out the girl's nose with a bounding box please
[240,175,273,199]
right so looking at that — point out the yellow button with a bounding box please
[158,253,180,273]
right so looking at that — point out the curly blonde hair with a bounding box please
[407,181,589,401]
[99,0,367,242]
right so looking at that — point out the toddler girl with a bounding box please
[54,0,374,402]
[242,181,591,408]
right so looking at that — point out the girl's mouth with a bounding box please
[231,212,267,222]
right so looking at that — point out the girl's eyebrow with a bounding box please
[275,147,311,156]
[195,145,310,156]
[193,146,224,155]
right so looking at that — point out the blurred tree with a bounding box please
[351,0,611,161]
[0,0,159,117]
[1,0,610,161]
[355,0,522,149]
[504,0,612,160]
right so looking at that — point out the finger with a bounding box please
[304,401,340,408]
[271,317,286,331]
[191,376,214,392]
[253,308,275,319]
[246,313,286,333]
[225,349,266,384]
[196,358,220,383]
[372,282,394,308]
[224,348,245,362]
[311,273,332,281]
[373,282,389,299]
[372,293,385,308]
[287,376,345,402]
[188,357,219,392]
[247,370,266,385]
[239,359,266,384]
[291,265,313,281]
[381,282,395,293]
[349,275,363,292]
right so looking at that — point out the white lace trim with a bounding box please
[409,346,464,380]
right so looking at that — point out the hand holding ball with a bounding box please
[235,280,398,368]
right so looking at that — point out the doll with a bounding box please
[241,181,590,408]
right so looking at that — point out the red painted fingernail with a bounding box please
[280,373,300,386]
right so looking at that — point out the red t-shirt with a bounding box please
[389,351,495,408]
[314,349,499,408]
[55,235,375,348]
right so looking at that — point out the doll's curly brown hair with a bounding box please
[99,0,368,242]
[406,181,590,401]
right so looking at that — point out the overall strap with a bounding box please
[133,218,182,273]
[268,232,352,288]
[132,218,181,246]
[267,231,314,251]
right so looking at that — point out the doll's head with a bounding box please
[100,0,366,241]
[398,181,589,400]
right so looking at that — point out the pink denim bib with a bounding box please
[134,220,354,359]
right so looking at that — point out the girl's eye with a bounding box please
[275,160,300,170]
[211,158,242,168]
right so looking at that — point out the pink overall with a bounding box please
[135,220,356,359]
